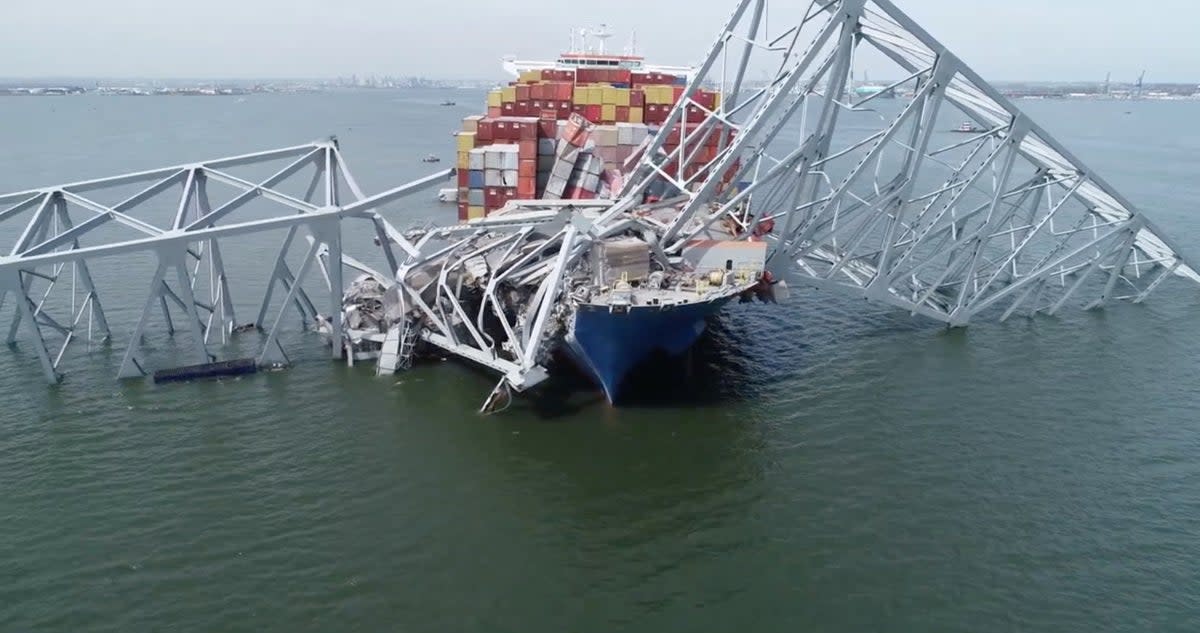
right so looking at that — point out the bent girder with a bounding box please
[620,0,1198,325]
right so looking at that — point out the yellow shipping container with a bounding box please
[457,152,469,170]
[487,90,503,108]
[468,206,486,220]
[585,86,602,105]
[615,88,631,107]
[519,70,542,83]
[574,85,596,105]
[602,85,618,105]
[644,85,662,104]
[502,86,517,103]
[629,107,644,124]
[601,104,617,122]
[713,92,722,111]
[456,132,476,152]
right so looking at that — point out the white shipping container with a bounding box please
[501,169,519,187]
[550,157,575,181]
[499,145,520,170]
[544,174,568,199]
[468,148,486,171]
[581,172,600,193]
[484,169,503,187]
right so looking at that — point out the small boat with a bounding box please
[440,100,456,106]
[421,154,441,163]
[952,121,984,133]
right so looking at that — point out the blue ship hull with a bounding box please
[564,298,735,403]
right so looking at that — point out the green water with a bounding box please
[2,91,1200,631]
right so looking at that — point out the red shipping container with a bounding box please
[503,187,517,201]
[494,120,511,140]
[572,104,586,115]
[502,102,515,115]
[615,106,629,122]
[519,159,537,179]
[517,178,536,199]
[456,170,470,188]
[631,90,645,107]
[457,200,469,221]
[584,105,602,123]
[613,69,632,84]
[477,119,495,142]
[485,187,504,207]
[518,139,537,158]
[555,82,573,100]
[687,105,707,123]
[518,120,538,140]
[565,187,597,200]
[516,85,531,101]
[487,106,502,118]
[666,126,681,146]
[539,118,557,138]
[540,109,558,121]
[674,86,685,102]
[631,72,649,86]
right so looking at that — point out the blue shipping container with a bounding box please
[468,170,485,189]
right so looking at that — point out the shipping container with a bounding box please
[477,119,495,142]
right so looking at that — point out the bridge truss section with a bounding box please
[0,138,446,384]
[617,0,1199,325]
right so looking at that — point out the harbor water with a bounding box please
[2,89,1200,631]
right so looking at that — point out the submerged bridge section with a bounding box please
[1,0,1197,395]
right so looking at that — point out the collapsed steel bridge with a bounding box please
[1,0,1197,405]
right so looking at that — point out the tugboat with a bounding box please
[952,120,985,133]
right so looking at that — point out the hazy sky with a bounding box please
[4,0,1197,82]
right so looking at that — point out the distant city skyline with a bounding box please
[4,1,1199,83]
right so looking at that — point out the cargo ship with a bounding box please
[417,31,769,403]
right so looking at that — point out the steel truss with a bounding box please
[617,0,1199,325]
[0,138,445,383]
[2,2,1197,400]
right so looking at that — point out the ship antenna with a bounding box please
[595,24,613,55]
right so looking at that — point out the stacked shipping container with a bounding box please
[454,66,734,221]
